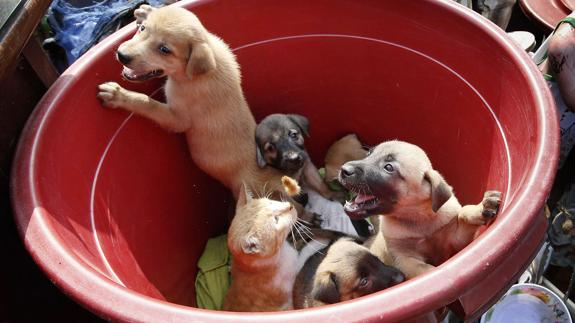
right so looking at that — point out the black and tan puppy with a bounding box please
[339,140,501,279]
[256,113,333,199]
[293,237,404,308]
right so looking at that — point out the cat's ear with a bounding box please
[312,272,340,304]
[237,183,253,207]
[241,235,262,254]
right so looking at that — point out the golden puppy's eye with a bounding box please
[139,24,145,32]
[274,214,280,223]
[159,45,171,55]
[384,164,394,173]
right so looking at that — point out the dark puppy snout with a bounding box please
[116,50,132,65]
[284,152,304,166]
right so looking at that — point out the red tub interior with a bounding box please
[12,0,558,322]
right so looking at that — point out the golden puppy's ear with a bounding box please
[312,272,340,304]
[424,170,453,212]
[186,42,216,79]
[237,184,253,207]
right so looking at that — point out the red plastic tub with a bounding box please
[11,0,558,321]
[519,0,570,31]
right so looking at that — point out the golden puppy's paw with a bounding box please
[481,190,502,219]
[134,4,154,24]
[97,82,127,109]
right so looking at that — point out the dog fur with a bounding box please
[293,236,404,308]
[339,140,501,279]
[97,5,286,200]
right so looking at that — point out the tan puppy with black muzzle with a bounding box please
[97,5,286,200]
[338,140,502,279]
[293,237,405,308]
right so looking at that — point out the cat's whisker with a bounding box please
[293,223,308,243]
[294,223,318,243]
[295,221,313,236]
[296,218,312,225]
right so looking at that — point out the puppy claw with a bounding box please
[97,82,126,109]
[481,190,502,219]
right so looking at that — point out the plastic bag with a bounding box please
[47,0,165,65]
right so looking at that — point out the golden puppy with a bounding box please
[293,237,404,308]
[97,5,285,199]
[338,140,501,279]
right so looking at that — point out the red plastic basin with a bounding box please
[11,0,558,322]
[519,0,570,31]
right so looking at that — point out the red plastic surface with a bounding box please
[561,0,575,11]
[519,0,570,31]
[11,0,559,322]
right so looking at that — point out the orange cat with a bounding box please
[223,180,299,312]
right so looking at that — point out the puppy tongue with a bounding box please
[354,194,376,204]
[122,66,140,79]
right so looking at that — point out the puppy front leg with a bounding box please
[393,255,435,280]
[458,190,502,225]
[97,82,189,132]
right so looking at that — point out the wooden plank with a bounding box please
[0,0,52,83]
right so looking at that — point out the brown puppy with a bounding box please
[97,5,285,200]
[339,140,501,279]
[293,237,404,308]
[324,134,368,185]
[256,113,333,199]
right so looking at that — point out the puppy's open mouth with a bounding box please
[122,66,164,82]
[344,193,380,219]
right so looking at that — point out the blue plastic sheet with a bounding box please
[47,0,165,65]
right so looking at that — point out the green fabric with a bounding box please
[318,167,356,201]
[195,234,231,310]
[318,167,345,191]
[555,16,575,31]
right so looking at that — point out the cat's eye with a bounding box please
[265,142,275,152]
[359,277,369,288]
[366,148,374,156]
[288,129,299,141]
[384,164,394,173]
[139,24,146,32]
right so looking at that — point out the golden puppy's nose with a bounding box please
[116,51,132,65]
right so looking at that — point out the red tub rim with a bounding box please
[11,0,559,321]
